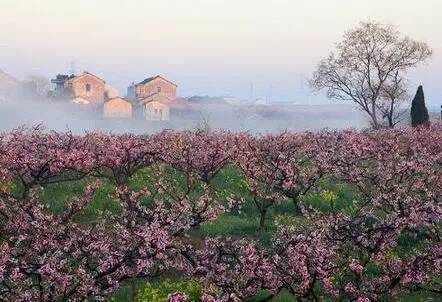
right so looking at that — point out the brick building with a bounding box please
[132,75,177,100]
[65,72,106,105]
[127,75,180,121]
[144,98,170,121]
[103,97,133,118]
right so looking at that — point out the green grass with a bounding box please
[109,279,145,302]
[41,178,121,222]
[34,166,359,301]
[12,165,435,302]
[41,179,89,213]
[197,214,260,237]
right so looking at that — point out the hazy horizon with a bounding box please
[1,0,441,107]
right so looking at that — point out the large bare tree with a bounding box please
[310,21,432,129]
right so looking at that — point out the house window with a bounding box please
[86,83,91,92]
[159,109,163,118]
[157,86,161,93]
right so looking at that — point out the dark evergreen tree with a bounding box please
[410,85,430,127]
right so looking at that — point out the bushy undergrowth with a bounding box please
[137,279,203,302]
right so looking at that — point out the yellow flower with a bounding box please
[322,190,337,203]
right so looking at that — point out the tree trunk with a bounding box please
[388,115,394,128]
[292,197,301,215]
[388,99,395,128]
[370,102,380,129]
[131,278,137,302]
[259,208,267,232]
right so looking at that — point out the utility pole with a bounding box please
[69,61,77,75]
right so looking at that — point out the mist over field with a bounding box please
[0,98,368,134]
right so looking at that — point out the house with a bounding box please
[141,95,191,121]
[103,97,133,118]
[50,72,106,104]
[104,84,119,99]
[144,99,170,121]
[133,75,177,100]
[127,75,182,121]
[65,72,106,105]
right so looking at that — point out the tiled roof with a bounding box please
[69,72,105,83]
[141,95,191,110]
[105,96,131,103]
[136,75,177,87]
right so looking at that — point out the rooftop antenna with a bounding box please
[69,61,77,75]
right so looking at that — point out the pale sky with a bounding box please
[1,0,441,106]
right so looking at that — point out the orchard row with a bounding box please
[0,125,441,301]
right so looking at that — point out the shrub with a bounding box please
[137,279,203,302]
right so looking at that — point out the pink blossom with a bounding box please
[168,292,188,302]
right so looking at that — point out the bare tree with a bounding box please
[310,21,432,129]
[26,74,50,97]
[378,70,409,128]
[195,112,212,133]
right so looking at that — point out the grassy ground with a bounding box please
[33,165,438,301]
[35,165,346,301]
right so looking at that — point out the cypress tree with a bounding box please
[410,85,430,127]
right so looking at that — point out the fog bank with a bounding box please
[0,98,370,134]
